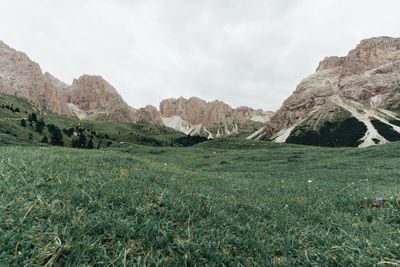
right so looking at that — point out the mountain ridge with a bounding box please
[0,40,273,138]
[5,36,400,147]
[258,36,400,147]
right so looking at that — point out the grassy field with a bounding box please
[1,139,400,265]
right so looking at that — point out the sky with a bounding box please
[1,0,400,111]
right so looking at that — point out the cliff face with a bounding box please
[0,41,140,122]
[317,37,400,73]
[264,36,400,147]
[160,97,233,128]
[64,75,138,122]
[0,41,71,115]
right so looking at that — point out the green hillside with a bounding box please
[0,92,205,148]
[1,140,399,265]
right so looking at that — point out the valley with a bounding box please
[1,36,400,266]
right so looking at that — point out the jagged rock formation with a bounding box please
[0,41,71,115]
[136,105,163,124]
[63,75,138,122]
[0,40,273,138]
[0,41,140,123]
[261,36,400,147]
[159,97,273,138]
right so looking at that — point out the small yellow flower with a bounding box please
[307,179,312,183]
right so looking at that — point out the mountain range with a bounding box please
[2,37,400,147]
[0,40,273,139]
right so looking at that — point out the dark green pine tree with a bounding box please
[78,133,87,148]
[36,118,45,134]
[87,138,94,149]
[47,124,64,146]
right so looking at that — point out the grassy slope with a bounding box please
[0,92,188,147]
[1,139,399,265]
[385,88,400,114]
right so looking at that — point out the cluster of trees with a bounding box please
[1,104,20,113]
[174,135,208,146]
[21,112,46,134]
[15,113,207,149]
[20,112,64,146]
[286,118,367,147]
[62,128,75,137]
[17,112,116,149]
[69,127,114,149]
[71,130,94,149]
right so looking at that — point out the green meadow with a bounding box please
[1,139,400,266]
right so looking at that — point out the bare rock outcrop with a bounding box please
[136,105,163,124]
[160,96,273,133]
[64,75,138,122]
[317,37,400,73]
[0,41,71,115]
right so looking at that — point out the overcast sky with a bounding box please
[1,0,400,110]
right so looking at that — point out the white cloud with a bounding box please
[1,0,400,110]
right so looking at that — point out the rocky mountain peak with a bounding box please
[349,37,400,65]
[317,36,400,73]
[263,36,400,147]
[0,41,42,81]
[67,74,126,110]
[0,41,71,115]
[65,74,138,122]
[71,75,118,95]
